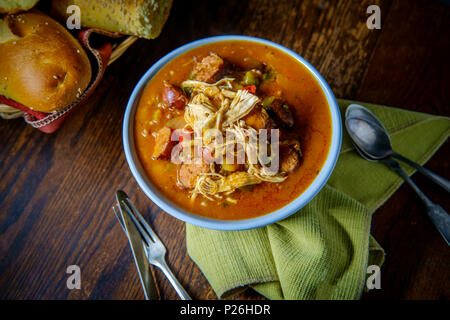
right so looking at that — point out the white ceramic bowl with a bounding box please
[123,35,342,230]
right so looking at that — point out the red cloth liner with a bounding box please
[0,29,122,133]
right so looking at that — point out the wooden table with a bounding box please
[0,0,449,300]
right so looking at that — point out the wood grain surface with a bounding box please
[0,0,449,300]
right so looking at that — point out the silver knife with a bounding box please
[114,191,160,300]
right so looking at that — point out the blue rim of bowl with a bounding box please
[123,35,342,231]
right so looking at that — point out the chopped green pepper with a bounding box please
[233,82,244,90]
[262,96,275,108]
[262,72,273,82]
[242,70,260,86]
[181,84,193,97]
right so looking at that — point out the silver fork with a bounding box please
[116,195,192,300]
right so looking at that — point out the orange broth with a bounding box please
[134,40,332,220]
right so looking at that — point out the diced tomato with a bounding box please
[243,85,256,94]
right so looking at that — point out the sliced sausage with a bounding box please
[152,127,173,160]
[270,99,294,128]
[279,139,302,173]
[178,162,210,188]
[163,81,188,109]
[191,53,225,83]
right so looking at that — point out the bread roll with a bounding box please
[51,0,173,39]
[0,0,39,14]
[0,10,92,113]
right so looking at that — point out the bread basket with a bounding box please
[0,35,137,120]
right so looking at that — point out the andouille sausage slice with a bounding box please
[270,99,294,128]
[279,139,302,173]
[163,81,188,109]
[191,53,226,83]
[152,127,174,160]
[178,162,210,188]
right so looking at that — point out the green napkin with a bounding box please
[186,100,450,300]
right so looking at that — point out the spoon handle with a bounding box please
[391,152,450,193]
[383,158,450,245]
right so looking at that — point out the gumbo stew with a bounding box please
[134,40,332,220]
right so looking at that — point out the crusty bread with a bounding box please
[0,10,92,113]
[0,0,39,14]
[51,0,173,39]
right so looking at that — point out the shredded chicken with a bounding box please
[180,77,286,202]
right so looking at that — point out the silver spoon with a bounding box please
[345,104,450,245]
[345,104,450,192]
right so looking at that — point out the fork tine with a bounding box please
[112,205,127,232]
[120,200,154,246]
[126,200,163,245]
